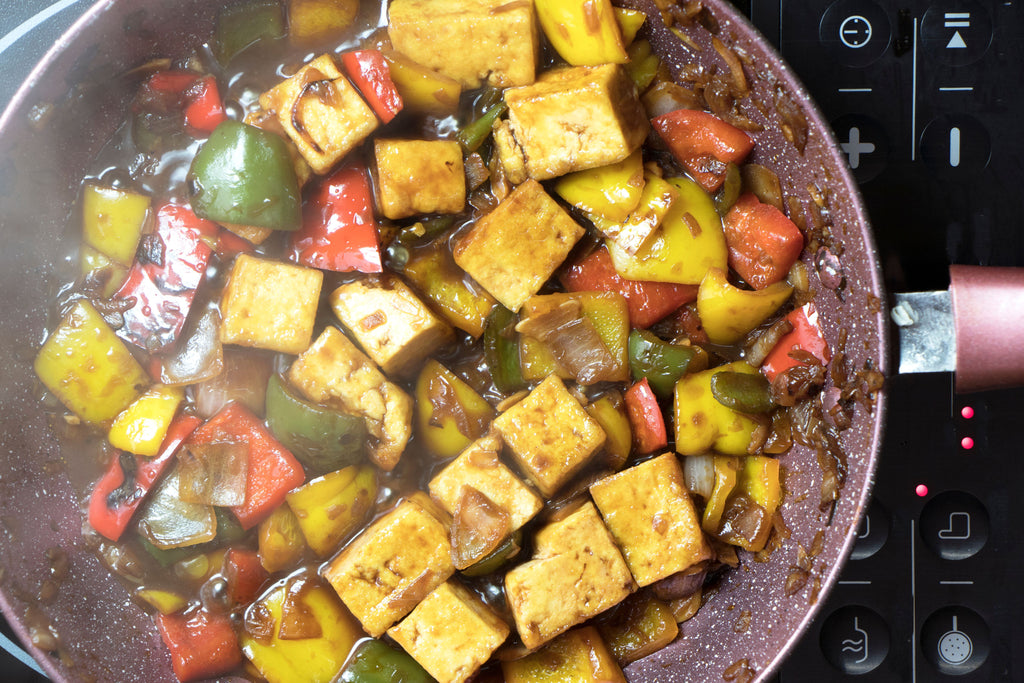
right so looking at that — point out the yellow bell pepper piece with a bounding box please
[403,243,496,338]
[241,577,363,683]
[554,150,645,224]
[382,50,462,114]
[502,626,626,683]
[286,466,377,557]
[597,594,679,665]
[615,7,647,45]
[702,456,739,532]
[107,384,183,457]
[415,359,495,459]
[519,292,630,383]
[535,0,628,66]
[82,184,150,267]
[259,504,308,573]
[288,0,358,44]
[607,175,727,284]
[739,455,782,514]
[674,361,760,456]
[80,246,129,298]
[34,300,149,424]
[623,39,661,92]
[585,394,633,470]
[135,588,188,615]
[697,267,793,345]
[590,171,678,254]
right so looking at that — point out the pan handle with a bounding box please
[0,625,47,677]
[949,265,1024,393]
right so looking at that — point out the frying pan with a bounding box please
[0,0,888,681]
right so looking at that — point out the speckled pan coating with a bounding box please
[0,1,888,681]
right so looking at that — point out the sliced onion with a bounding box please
[516,298,622,385]
[683,454,715,500]
[159,307,223,386]
[464,152,490,192]
[138,469,217,550]
[450,486,510,570]
[195,349,274,419]
[642,80,702,119]
[740,164,783,210]
[176,441,249,506]
[278,575,322,640]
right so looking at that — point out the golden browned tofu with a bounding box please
[497,64,648,181]
[589,453,713,587]
[329,276,454,378]
[259,54,378,174]
[504,502,634,649]
[388,580,510,683]
[287,327,412,471]
[375,139,466,220]
[492,375,605,497]
[429,433,543,534]
[387,0,538,88]
[453,179,584,312]
[322,494,454,637]
[219,254,323,355]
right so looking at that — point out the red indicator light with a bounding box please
[961,436,975,450]
[960,406,975,419]
[915,484,929,497]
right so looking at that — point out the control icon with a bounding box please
[840,126,876,170]
[938,616,972,665]
[921,3,991,65]
[821,606,889,674]
[944,12,970,49]
[841,617,870,664]
[937,511,971,540]
[920,490,988,560]
[839,15,872,48]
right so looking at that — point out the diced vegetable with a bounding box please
[696,267,793,345]
[415,360,495,459]
[606,175,728,285]
[624,378,668,455]
[34,300,150,424]
[707,455,782,551]
[590,171,678,254]
[138,468,218,549]
[288,164,382,273]
[614,7,647,45]
[651,109,754,193]
[502,626,626,683]
[461,530,524,577]
[213,0,285,64]
[194,349,273,419]
[761,303,831,381]
[674,362,762,456]
[535,0,628,66]
[628,329,708,398]
[224,548,270,605]
[89,414,201,541]
[135,588,188,615]
[585,393,633,470]
[107,384,184,457]
[560,247,698,329]
[456,99,507,152]
[188,402,306,530]
[153,307,224,387]
[596,593,679,665]
[288,0,359,44]
[336,639,432,683]
[177,441,249,506]
[723,193,804,289]
[450,486,511,570]
[381,50,462,114]
[623,39,660,92]
[710,371,775,413]
[402,241,497,338]
[80,245,129,298]
[158,608,243,683]
[285,466,377,556]
[188,121,302,231]
[183,75,227,133]
[701,456,738,532]
[258,504,308,573]
[554,150,644,224]
[482,304,526,394]
[81,184,150,266]
[341,49,404,123]
[265,373,367,476]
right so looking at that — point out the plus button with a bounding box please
[841,126,876,169]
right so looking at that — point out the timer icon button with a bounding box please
[820,0,892,67]
[839,15,873,48]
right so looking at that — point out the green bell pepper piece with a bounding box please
[710,371,776,414]
[628,329,707,398]
[456,100,508,153]
[337,639,432,683]
[483,304,525,394]
[188,120,301,231]
[213,0,285,64]
[461,530,523,577]
[265,373,367,476]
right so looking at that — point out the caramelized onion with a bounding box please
[177,441,249,506]
[278,575,323,640]
[138,469,217,550]
[158,307,223,386]
[195,349,274,418]
[516,299,622,385]
[450,486,510,570]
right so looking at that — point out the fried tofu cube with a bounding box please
[589,453,713,587]
[429,433,543,534]
[497,64,648,181]
[492,375,605,498]
[453,179,584,312]
[374,139,466,220]
[259,54,378,174]
[329,275,454,378]
[388,580,510,683]
[322,494,454,637]
[505,502,635,649]
[219,254,323,355]
[287,327,412,471]
[387,0,538,89]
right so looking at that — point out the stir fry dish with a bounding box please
[31,1,876,681]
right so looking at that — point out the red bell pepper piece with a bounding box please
[183,75,227,133]
[157,608,242,682]
[187,403,305,530]
[723,193,804,290]
[651,109,754,193]
[287,164,383,273]
[341,50,404,124]
[88,414,201,542]
[560,247,697,328]
[223,548,269,605]
[115,204,216,351]
[624,378,668,454]
[145,71,200,96]
[761,303,831,382]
